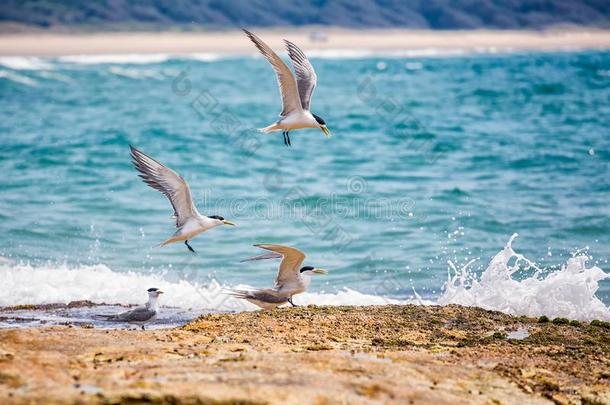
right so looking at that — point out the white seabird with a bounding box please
[93,287,164,330]
[227,244,327,309]
[243,29,331,146]
[130,145,235,253]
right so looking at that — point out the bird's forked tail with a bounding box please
[258,123,282,133]
[93,314,117,321]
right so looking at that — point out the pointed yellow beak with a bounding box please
[321,126,331,138]
[313,268,328,275]
[223,220,236,226]
[157,290,164,294]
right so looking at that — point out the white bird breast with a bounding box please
[280,111,319,130]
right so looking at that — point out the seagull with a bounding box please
[93,288,163,330]
[130,145,235,254]
[227,244,327,309]
[243,29,331,147]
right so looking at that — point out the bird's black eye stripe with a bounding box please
[147,288,158,292]
[312,114,326,126]
[300,266,314,273]
[207,215,225,221]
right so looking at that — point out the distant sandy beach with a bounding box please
[1,28,610,56]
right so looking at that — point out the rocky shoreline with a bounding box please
[0,304,609,404]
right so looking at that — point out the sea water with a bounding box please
[0,49,608,323]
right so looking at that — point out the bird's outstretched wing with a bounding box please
[240,252,283,262]
[243,29,303,117]
[284,40,317,111]
[130,145,197,228]
[253,244,306,286]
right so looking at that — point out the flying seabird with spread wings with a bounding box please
[226,244,327,309]
[243,29,331,146]
[130,145,235,254]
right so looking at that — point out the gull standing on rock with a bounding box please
[227,244,327,309]
[93,288,164,330]
[243,29,331,146]
[130,145,235,254]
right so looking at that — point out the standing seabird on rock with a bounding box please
[93,288,164,330]
[243,29,331,146]
[227,244,327,309]
[130,145,235,253]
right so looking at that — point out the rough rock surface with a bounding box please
[0,305,609,404]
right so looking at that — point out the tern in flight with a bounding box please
[227,244,327,309]
[94,288,163,330]
[243,29,331,146]
[130,145,235,253]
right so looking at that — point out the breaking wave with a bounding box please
[1,235,607,321]
[0,260,409,312]
[58,53,172,65]
[0,70,38,86]
[439,234,610,321]
[108,66,162,79]
[0,47,521,71]
[0,56,53,70]
[58,53,222,65]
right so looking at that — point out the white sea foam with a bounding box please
[108,66,161,79]
[0,261,413,312]
[305,49,378,59]
[187,53,224,62]
[57,53,226,65]
[298,288,408,306]
[51,47,498,66]
[1,235,607,322]
[36,71,73,83]
[0,70,38,86]
[0,46,574,73]
[58,53,171,65]
[306,48,474,60]
[393,48,468,57]
[0,47,524,73]
[438,234,610,321]
[0,56,53,70]
[0,261,205,309]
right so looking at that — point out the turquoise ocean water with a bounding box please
[0,50,609,317]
